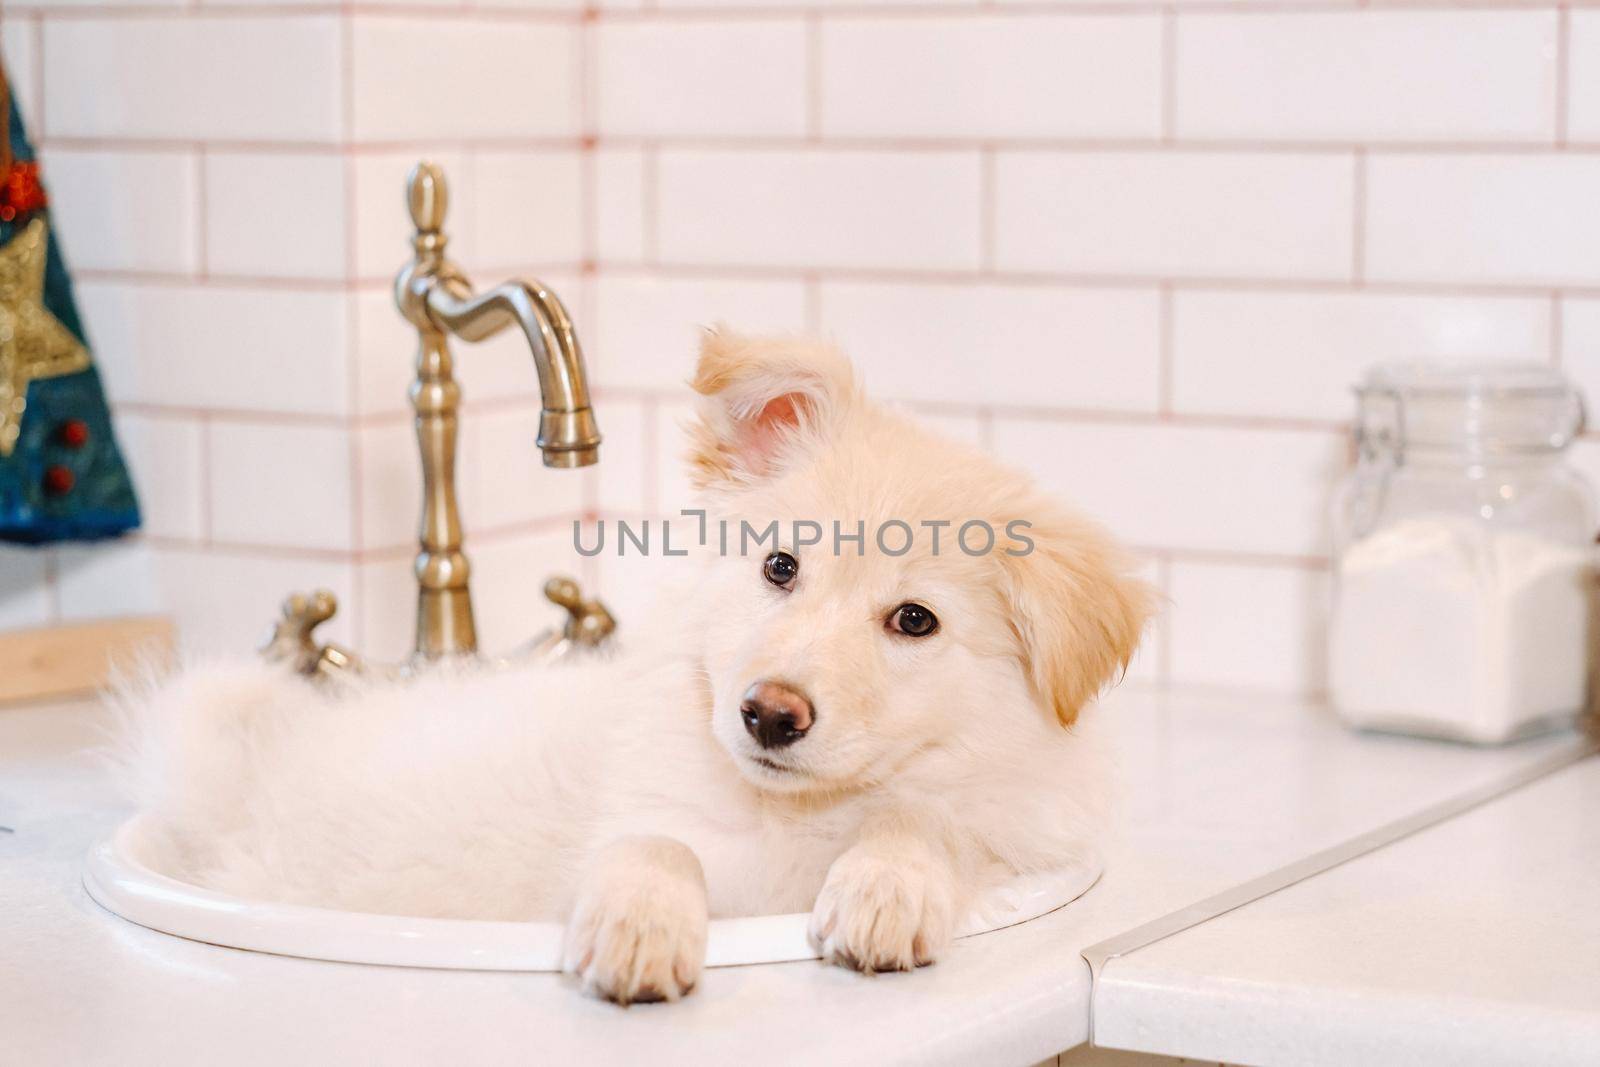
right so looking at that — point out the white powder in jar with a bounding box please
[1329,517,1594,744]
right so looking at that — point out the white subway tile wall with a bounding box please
[201,152,348,280]
[590,396,649,515]
[2,3,1596,695]
[76,282,352,415]
[1365,154,1600,285]
[54,541,163,622]
[355,421,423,554]
[347,17,580,142]
[595,19,808,138]
[0,546,52,630]
[592,148,647,263]
[818,281,1161,411]
[656,148,983,270]
[0,21,40,130]
[469,150,586,268]
[1173,12,1559,144]
[592,273,808,389]
[819,15,1163,140]
[42,17,342,141]
[207,420,355,552]
[990,418,1346,559]
[994,151,1354,280]
[1167,561,1329,694]
[463,406,590,528]
[1563,299,1600,405]
[42,148,199,274]
[152,547,359,656]
[112,414,205,541]
[1170,291,1551,420]
[1570,12,1600,143]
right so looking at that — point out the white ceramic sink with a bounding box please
[84,816,1101,970]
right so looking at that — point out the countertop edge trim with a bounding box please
[1078,731,1600,1046]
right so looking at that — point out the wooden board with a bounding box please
[0,616,175,704]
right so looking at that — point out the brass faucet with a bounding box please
[262,161,613,681]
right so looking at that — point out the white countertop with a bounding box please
[0,687,1587,1066]
[1093,753,1600,1067]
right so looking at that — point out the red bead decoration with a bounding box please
[58,419,90,449]
[42,465,75,496]
[0,162,48,223]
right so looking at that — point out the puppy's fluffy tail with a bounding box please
[105,657,316,844]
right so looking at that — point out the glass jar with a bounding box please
[1328,360,1595,744]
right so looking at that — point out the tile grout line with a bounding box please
[1350,148,1366,284]
[1550,292,1564,365]
[642,397,659,516]
[806,11,822,142]
[1160,5,1176,145]
[23,4,585,22]
[1154,553,1173,685]
[979,145,996,272]
[31,13,45,140]
[194,144,208,279]
[1157,282,1174,416]
[603,136,1600,154]
[144,512,588,566]
[113,394,1357,436]
[198,413,214,545]
[42,547,61,623]
[123,524,1337,575]
[1557,4,1571,148]
[342,0,364,647]
[40,133,1600,157]
[37,137,589,154]
[642,145,659,266]
[580,4,599,280]
[1127,544,1331,571]
[579,5,597,141]
[76,261,1600,302]
[26,1,1523,21]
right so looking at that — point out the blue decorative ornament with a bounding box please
[0,77,140,544]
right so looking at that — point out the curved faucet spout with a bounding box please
[426,275,601,468]
[264,160,617,676]
[387,159,606,663]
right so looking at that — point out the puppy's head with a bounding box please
[686,330,1153,794]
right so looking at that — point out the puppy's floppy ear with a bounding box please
[1002,510,1155,727]
[687,328,859,489]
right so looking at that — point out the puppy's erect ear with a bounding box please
[1002,510,1155,727]
[687,329,858,489]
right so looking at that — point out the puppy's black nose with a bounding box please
[740,680,814,750]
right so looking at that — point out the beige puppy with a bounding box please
[120,332,1153,1004]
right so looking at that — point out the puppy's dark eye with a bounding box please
[888,603,938,637]
[762,551,799,590]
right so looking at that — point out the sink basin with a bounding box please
[85,816,1102,970]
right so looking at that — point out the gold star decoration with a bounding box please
[0,217,89,457]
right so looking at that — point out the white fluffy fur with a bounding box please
[115,331,1153,1004]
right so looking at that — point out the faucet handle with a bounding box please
[260,589,339,672]
[544,576,617,647]
[407,161,448,235]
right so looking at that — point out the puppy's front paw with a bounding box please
[808,848,955,973]
[562,838,708,1005]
